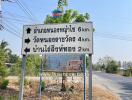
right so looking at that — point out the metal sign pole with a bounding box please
[84,54,87,100]
[89,54,92,100]
[19,55,26,100]
[39,55,43,100]
[39,56,43,100]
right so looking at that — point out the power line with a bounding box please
[15,0,36,23]
[3,27,22,39]
[2,20,22,38]
[3,18,21,34]
[19,0,38,22]
[0,16,22,39]
[2,9,33,21]
[3,21,20,33]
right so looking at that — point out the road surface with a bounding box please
[93,71,132,100]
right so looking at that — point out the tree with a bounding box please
[127,67,132,76]
[95,56,119,73]
[96,56,113,68]
[57,0,68,12]
[44,9,89,24]
[44,0,89,24]
[0,41,10,79]
[26,55,41,76]
[9,58,22,76]
[106,60,119,74]
[0,41,10,90]
[0,41,21,76]
[0,65,8,79]
[8,54,19,63]
[0,41,9,50]
[10,55,47,76]
[101,64,105,71]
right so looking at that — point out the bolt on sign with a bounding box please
[22,22,93,55]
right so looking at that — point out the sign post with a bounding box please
[89,54,92,100]
[39,56,43,100]
[19,55,26,100]
[84,54,87,100]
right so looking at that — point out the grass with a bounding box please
[0,96,3,100]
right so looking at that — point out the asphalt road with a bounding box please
[93,71,132,100]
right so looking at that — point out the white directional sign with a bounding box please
[22,22,93,55]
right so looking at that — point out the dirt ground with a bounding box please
[0,76,120,100]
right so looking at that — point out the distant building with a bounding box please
[46,54,84,71]
[62,60,83,72]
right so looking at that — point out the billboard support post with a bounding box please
[89,54,92,100]
[19,55,26,100]
[84,54,87,100]
[39,55,43,100]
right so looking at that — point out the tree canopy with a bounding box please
[44,9,89,24]
[95,56,119,73]
[44,0,89,24]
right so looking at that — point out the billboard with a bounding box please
[22,22,93,55]
[43,54,84,72]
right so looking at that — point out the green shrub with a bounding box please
[8,96,18,100]
[106,61,118,74]
[24,78,30,86]
[0,66,8,79]
[0,96,3,100]
[0,79,9,89]
[41,81,45,91]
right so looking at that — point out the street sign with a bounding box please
[22,22,93,55]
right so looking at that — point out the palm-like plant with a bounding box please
[0,41,11,62]
[0,41,10,78]
[57,0,68,12]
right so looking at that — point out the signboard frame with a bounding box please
[19,22,93,100]
[22,22,93,55]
